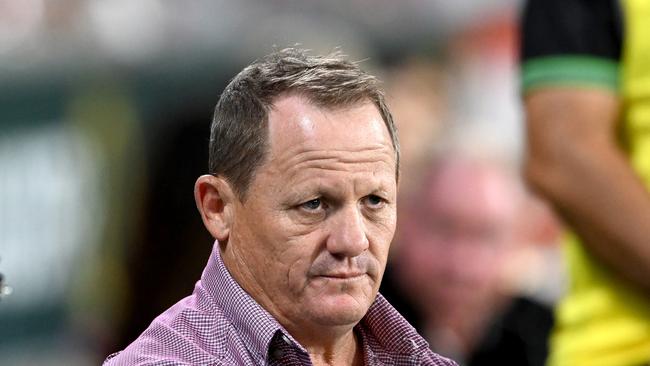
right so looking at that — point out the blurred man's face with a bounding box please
[395,160,518,328]
[222,95,398,334]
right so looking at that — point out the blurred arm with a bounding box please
[524,87,650,293]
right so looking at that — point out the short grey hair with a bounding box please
[209,47,400,200]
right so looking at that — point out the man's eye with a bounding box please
[365,195,384,207]
[301,199,322,210]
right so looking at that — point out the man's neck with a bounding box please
[301,329,363,366]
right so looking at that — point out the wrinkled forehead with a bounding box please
[266,94,395,162]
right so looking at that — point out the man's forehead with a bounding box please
[267,94,392,153]
[248,94,397,193]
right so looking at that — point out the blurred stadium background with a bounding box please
[0,0,563,364]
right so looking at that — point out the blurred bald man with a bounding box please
[382,153,554,366]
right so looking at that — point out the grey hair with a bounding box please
[209,47,400,200]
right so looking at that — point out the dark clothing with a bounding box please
[380,265,553,366]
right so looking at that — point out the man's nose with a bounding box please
[326,205,370,257]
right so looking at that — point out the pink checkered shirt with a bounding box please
[104,242,458,365]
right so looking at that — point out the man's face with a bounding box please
[395,161,518,326]
[222,95,397,330]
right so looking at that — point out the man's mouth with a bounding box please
[320,272,366,279]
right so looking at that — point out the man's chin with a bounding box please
[307,294,371,327]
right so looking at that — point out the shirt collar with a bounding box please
[199,241,306,362]
[359,293,431,359]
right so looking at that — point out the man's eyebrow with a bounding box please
[283,184,323,202]
[284,182,345,203]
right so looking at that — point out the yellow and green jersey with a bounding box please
[521,0,650,365]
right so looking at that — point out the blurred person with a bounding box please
[104,48,457,366]
[381,153,555,365]
[521,0,650,365]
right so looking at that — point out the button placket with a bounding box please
[269,332,294,364]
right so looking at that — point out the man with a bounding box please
[104,48,457,365]
[521,0,650,365]
[382,153,553,366]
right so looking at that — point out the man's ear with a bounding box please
[194,175,236,241]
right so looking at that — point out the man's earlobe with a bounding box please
[194,175,235,241]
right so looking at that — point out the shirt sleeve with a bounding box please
[520,0,624,92]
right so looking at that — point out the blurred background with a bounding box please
[0,0,565,365]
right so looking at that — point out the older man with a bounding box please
[382,153,554,365]
[104,49,457,365]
